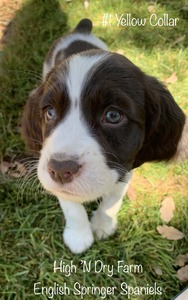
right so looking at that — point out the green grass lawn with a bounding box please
[0,0,188,299]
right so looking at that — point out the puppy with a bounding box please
[21,19,188,254]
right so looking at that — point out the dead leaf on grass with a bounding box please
[165,72,178,84]
[175,254,188,267]
[0,161,27,178]
[127,185,137,201]
[147,5,155,13]
[160,197,175,223]
[116,49,124,55]
[10,162,27,178]
[153,265,163,275]
[84,0,89,9]
[177,265,188,282]
[182,6,188,11]
[157,225,184,240]
[0,161,13,175]
[172,35,185,46]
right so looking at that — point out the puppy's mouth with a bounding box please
[56,187,78,196]
[37,148,120,202]
[46,180,80,197]
[40,167,100,202]
[45,172,92,200]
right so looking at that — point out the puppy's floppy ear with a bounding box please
[21,85,44,155]
[133,76,186,168]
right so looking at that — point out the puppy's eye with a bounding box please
[45,107,57,121]
[102,110,123,124]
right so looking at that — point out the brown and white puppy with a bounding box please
[21,19,188,254]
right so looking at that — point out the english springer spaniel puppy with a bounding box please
[21,19,188,254]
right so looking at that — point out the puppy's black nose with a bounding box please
[48,159,80,184]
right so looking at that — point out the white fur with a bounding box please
[58,200,94,254]
[43,32,108,79]
[91,174,132,239]
[173,117,188,162]
[58,175,131,253]
[66,54,107,104]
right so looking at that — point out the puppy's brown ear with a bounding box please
[21,86,44,155]
[133,76,186,168]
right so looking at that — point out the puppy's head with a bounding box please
[21,51,186,202]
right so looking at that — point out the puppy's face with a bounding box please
[21,51,185,202]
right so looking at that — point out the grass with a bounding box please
[0,0,188,299]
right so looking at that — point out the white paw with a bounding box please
[91,211,117,240]
[63,225,94,254]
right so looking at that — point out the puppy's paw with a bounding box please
[63,225,94,254]
[91,211,117,240]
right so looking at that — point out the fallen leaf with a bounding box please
[116,49,124,55]
[127,185,137,201]
[182,6,188,11]
[0,161,27,178]
[84,0,89,9]
[139,53,144,59]
[15,162,27,176]
[157,225,184,240]
[9,162,27,178]
[175,254,188,267]
[0,161,17,175]
[153,265,163,275]
[160,197,175,223]
[131,173,152,189]
[177,265,188,282]
[0,161,10,175]
[147,5,155,13]
[10,172,21,178]
[172,35,185,46]
[165,72,178,84]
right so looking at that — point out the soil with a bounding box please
[0,0,21,48]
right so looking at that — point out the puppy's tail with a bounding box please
[73,18,92,34]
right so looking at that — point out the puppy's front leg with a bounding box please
[58,199,94,254]
[91,173,132,240]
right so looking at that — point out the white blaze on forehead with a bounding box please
[55,33,108,54]
[65,54,107,103]
[43,33,108,80]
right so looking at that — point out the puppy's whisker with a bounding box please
[6,69,42,81]
[17,171,39,200]
[23,149,41,156]
[22,136,42,146]
[46,82,57,94]
[106,160,128,174]
[102,150,120,163]
[45,77,58,94]
[17,157,38,164]
[30,176,40,192]
[18,171,37,192]
[17,163,38,189]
